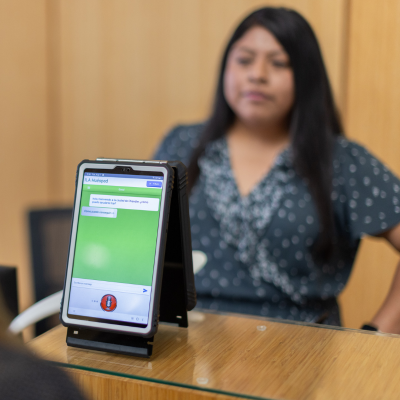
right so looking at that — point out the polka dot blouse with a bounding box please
[154,124,400,325]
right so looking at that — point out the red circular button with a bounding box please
[100,294,117,312]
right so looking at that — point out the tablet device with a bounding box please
[60,160,174,337]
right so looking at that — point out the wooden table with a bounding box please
[28,311,400,400]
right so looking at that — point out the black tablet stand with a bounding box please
[66,161,196,358]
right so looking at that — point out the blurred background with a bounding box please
[1,0,399,334]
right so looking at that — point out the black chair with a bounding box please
[29,208,73,336]
[0,266,19,321]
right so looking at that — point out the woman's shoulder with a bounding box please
[332,135,400,187]
[331,136,400,237]
[334,136,371,155]
[153,122,205,165]
[163,122,205,142]
[333,136,391,172]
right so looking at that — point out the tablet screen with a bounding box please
[66,169,165,328]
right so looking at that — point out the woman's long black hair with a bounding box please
[187,7,343,260]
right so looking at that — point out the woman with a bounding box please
[155,7,400,331]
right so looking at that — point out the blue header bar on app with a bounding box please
[146,181,162,188]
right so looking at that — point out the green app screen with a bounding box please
[72,174,163,286]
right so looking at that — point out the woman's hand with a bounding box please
[372,223,400,333]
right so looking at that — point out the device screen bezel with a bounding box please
[61,162,169,335]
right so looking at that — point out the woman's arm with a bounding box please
[371,223,400,333]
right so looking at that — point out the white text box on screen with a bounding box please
[81,206,117,218]
[89,194,159,211]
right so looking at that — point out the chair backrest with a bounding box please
[0,266,19,320]
[29,208,73,336]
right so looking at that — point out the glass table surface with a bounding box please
[28,310,400,400]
